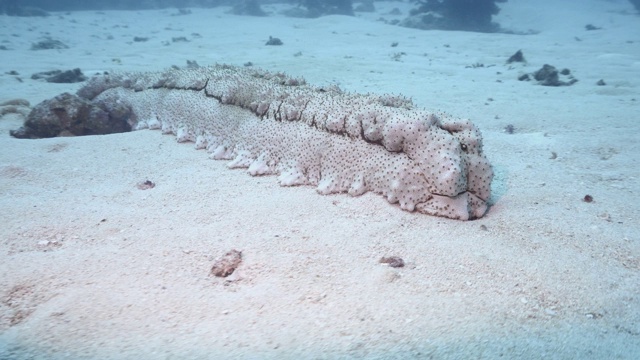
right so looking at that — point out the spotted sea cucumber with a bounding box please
[29,65,495,220]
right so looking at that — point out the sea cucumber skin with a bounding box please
[86,65,493,220]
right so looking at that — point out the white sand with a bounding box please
[1,0,639,358]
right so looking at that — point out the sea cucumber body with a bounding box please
[85,65,492,220]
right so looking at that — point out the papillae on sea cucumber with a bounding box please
[40,64,495,220]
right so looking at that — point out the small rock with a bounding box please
[507,49,525,64]
[379,256,404,268]
[211,250,243,277]
[31,68,87,83]
[30,38,68,50]
[136,180,156,190]
[532,64,577,86]
[265,36,283,46]
[10,92,131,139]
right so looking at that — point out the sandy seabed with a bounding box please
[1,0,639,358]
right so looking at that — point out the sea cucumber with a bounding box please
[37,65,494,220]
